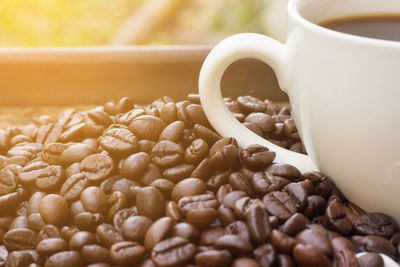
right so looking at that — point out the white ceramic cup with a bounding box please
[199,0,400,226]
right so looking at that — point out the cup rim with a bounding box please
[288,0,400,48]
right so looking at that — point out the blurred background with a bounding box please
[0,0,287,47]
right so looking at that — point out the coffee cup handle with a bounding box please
[199,33,318,173]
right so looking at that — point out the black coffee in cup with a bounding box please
[319,15,400,41]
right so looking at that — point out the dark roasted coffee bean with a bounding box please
[110,241,146,266]
[159,121,185,142]
[263,191,297,222]
[280,213,310,236]
[192,124,220,146]
[207,170,231,191]
[184,139,209,165]
[0,187,27,214]
[283,118,300,140]
[107,191,127,221]
[216,184,233,204]
[151,140,183,168]
[136,187,165,220]
[171,178,206,202]
[209,138,238,171]
[215,234,252,255]
[199,226,225,246]
[101,171,123,188]
[325,201,353,235]
[357,252,384,267]
[8,216,28,230]
[27,192,45,216]
[64,162,81,179]
[361,235,396,258]
[178,192,219,215]
[253,243,277,267]
[0,245,7,266]
[251,172,290,195]
[186,208,217,229]
[191,158,213,181]
[80,153,114,182]
[165,201,182,221]
[245,113,275,133]
[151,237,196,267]
[229,172,253,197]
[244,122,263,136]
[122,216,153,243]
[222,191,247,210]
[41,143,68,165]
[81,244,110,264]
[271,229,297,254]
[247,205,271,245]
[38,225,61,242]
[36,122,63,145]
[218,205,236,226]
[293,243,332,267]
[39,194,69,226]
[144,217,173,251]
[27,213,46,232]
[138,163,161,185]
[296,225,333,257]
[4,228,37,251]
[60,144,96,165]
[113,207,137,232]
[186,104,209,126]
[284,182,309,210]
[304,195,326,218]
[163,164,195,184]
[88,110,113,126]
[35,238,68,256]
[195,249,232,267]
[234,197,264,220]
[111,178,136,204]
[59,122,85,142]
[96,223,123,248]
[7,142,42,160]
[171,223,198,242]
[224,221,250,242]
[176,101,191,125]
[354,213,394,237]
[69,231,96,250]
[70,200,86,219]
[278,254,296,267]
[0,170,17,197]
[60,173,89,202]
[160,103,178,123]
[302,171,333,199]
[332,237,355,253]
[80,187,109,216]
[99,126,137,157]
[239,144,275,171]
[343,202,365,224]
[151,179,175,199]
[265,163,301,181]
[333,249,359,267]
[74,212,104,232]
[231,257,260,267]
[237,96,267,113]
[6,251,35,267]
[129,115,166,141]
[118,108,145,125]
[44,251,85,267]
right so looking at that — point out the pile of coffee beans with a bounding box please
[0,94,397,266]
[223,95,306,154]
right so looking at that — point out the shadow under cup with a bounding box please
[286,0,400,221]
